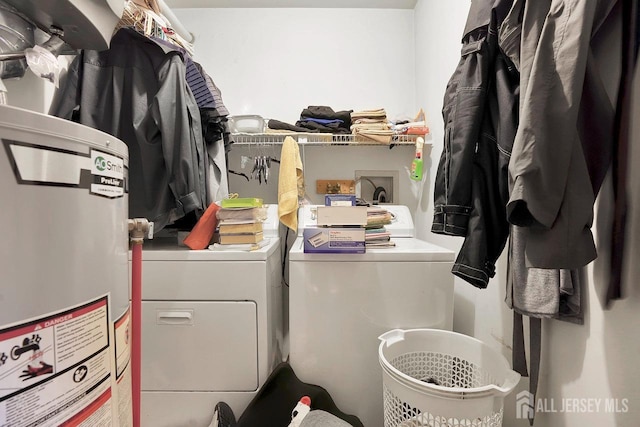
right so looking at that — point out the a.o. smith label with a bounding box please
[91,150,124,180]
[91,150,124,198]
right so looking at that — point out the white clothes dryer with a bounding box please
[288,205,454,427]
[136,205,285,426]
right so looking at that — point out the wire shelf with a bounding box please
[231,133,424,146]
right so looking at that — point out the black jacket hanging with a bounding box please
[51,28,207,232]
[431,0,518,288]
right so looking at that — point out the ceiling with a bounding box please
[164,0,417,10]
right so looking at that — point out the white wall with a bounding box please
[175,7,416,123]
[175,7,420,207]
[414,1,640,426]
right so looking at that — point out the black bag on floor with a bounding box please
[236,362,364,427]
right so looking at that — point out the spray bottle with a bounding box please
[288,396,311,427]
[410,137,424,181]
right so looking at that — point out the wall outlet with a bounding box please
[355,170,399,204]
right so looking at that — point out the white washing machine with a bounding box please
[135,205,285,427]
[288,205,454,427]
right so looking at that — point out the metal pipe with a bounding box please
[131,241,143,427]
[0,52,25,61]
[128,218,152,427]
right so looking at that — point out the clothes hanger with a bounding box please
[228,170,250,182]
[116,1,194,55]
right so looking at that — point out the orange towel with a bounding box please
[183,203,221,250]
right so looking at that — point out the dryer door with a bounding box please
[142,301,258,392]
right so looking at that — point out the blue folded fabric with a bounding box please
[298,118,344,125]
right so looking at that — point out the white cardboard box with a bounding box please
[316,206,368,226]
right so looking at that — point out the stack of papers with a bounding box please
[365,227,395,248]
[209,239,270,252]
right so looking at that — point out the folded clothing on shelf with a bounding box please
[268,119,318,133]
[296,106,352,134]
[350,108,392,143]
[350,108,387,120]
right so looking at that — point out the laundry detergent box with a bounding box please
[303,227,366,254]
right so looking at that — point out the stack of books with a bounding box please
[365,207,395,248]
[216,198,267,245]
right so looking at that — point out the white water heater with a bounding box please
[0,105,131,426]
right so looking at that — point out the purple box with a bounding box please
[324,194,357,206]
[303,227,365,254]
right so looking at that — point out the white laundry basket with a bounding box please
[378,329,520,427]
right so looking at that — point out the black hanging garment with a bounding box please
[431,0,519,288]
[50,28,207,232]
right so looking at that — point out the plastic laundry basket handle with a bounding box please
[378,329,406,346]
[492,369,521,396]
